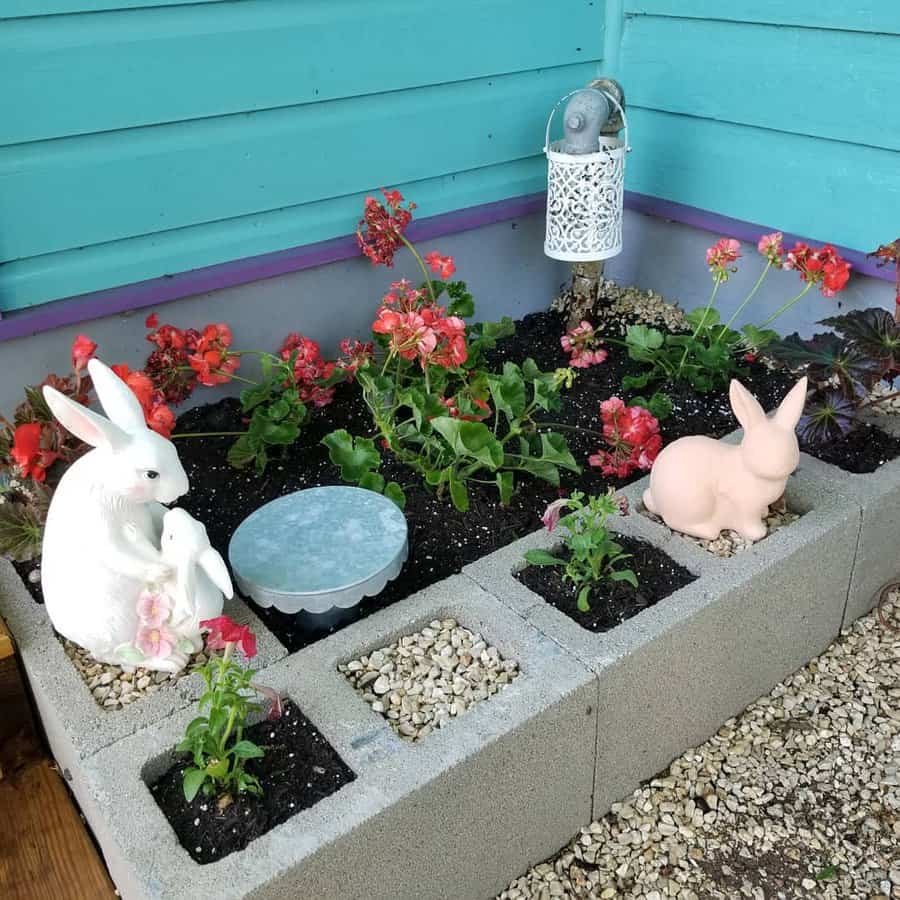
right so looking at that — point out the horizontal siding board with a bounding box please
[624,1,900,34]
[0,62,597,261]
[626,107,900,253]
[1,1,224,17]
[621,17,900,151]
[1,0,603,144]
[0,158,547,311]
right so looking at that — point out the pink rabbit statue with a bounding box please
[643,377,807,542]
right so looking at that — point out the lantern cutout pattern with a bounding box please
[544,88,629,262]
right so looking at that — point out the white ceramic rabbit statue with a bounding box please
[159,507,232,652]
[643,377,807,542]
[41,358,190,669]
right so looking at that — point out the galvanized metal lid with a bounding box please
[228,486,408,615]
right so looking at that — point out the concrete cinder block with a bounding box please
[793,414,900,627]
[78,575,597,900]
[466,463,861,819]
[0,559,286,817]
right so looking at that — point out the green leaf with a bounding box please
[515,458,560,485]
[740,324,778,351]
[629,392,673,421]
[487,363,527,421]
[206,757,229,779]
[230,740,265,760]
[577,586,592,613]
[239,381,273,413]
[625,325,665,359]
[609,568,639,588]
[431,419,503,470]
[685,307,721,330]
[322,429,381,482]
[359,471,386,494]
[260,420,300,445]
[446,281,475,318]
[182,767,208,803]
[227,434,259,470]
[621,372,655,391]
[538,432,579,471]
[524,550,566,567]
[383,482,406,509]
[496,471,514,506]
[448,472,470,512]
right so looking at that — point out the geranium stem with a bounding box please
[677,280,720,376]
[536,421,605,439]
[759,281,813,326]
[399,234,437,305]
[716,260,771,342]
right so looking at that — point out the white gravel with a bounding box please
[339,618,519,742]
[499,590,900,899]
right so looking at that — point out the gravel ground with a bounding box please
[498,590,900,900]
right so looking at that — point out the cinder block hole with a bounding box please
[338,616,521,743]
[638,499,807,559]
[514,534,698,633]
[142,697,355,865]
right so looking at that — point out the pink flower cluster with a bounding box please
[706,238,742,282]
[134,589,176,658]
[188,323,240,387]
[372,279,467,369]
[560,320,608,368]
[588,397,662,478]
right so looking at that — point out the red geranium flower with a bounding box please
[784,243,851,297]
[10,423,60,483]
[200,615,258,659]
[279,333,337,407]
[356,189,416,268]
[188,323,240,386]
[589,397,661,478]
[424,251,456,280]
[144,313,159,329]
[71,334,98,373]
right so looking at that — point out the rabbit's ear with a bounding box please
[87,358,147,433]
[198,547,234,599]
[773,376,808,429]
[43,385,128,450]
[729,379,766,430]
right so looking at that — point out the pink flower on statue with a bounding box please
[135,623,176,659]
[136,590,171,628]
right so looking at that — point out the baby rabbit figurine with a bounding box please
[41,358,190,668]
[643,377,807,542]
[160,508,232,652]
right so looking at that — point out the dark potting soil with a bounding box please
[515,534,697,632]
[801,422,900,474]
[16,311,794,648]
[150,701,354,864]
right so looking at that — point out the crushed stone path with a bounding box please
[498,591,900,900]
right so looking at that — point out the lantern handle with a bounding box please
[544,88,630,154]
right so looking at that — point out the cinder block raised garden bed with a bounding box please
[75,578,597,900]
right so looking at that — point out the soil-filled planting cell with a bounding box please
[150,701,355,864]
[515,535,697,632]
[13,311,900,648]
[802,422,900,474]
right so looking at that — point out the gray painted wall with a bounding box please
[0,209,893,417]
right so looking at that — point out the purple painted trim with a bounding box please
[0,193,547,343]
[625,191,889,281]
[0,189,891,343]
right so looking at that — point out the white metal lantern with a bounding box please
[544,89,629,262]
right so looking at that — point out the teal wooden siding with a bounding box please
[0,0,604,311]
[619,2,900,252]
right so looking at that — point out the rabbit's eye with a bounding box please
[145,470,159,480]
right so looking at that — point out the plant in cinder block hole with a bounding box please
[525,489,636,613]
[177,616,282,803]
